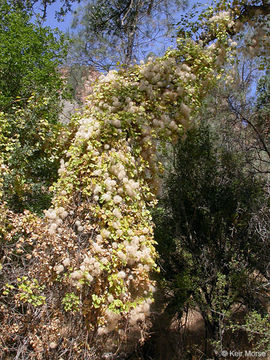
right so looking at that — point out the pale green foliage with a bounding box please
[3,277,46,307]
[1,1,270,359]
[62,292,80,312]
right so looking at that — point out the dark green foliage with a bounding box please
[0,1,67,112]
[256,70,270,111]
[154,124,270,356]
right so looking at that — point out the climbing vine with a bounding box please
[1,1,269,358]
[24,32,232,354]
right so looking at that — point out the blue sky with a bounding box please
[33,0,211,67]
[34,0,77,32]
[37,0,204,33]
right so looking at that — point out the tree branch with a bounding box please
[227,97,270,160]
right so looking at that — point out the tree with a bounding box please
[153,124,269,358]
[69,0,186,70]
[7,0,80,19]
[0,22,224,359]
[195,56,270,177]
[0,1,71,213]
[0,1,67,112]
[251,69,270,173]
[1,1,270,359]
